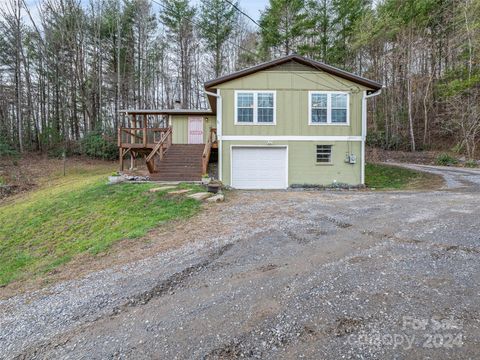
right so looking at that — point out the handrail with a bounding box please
[202,128,213,174]
[146,127,172,163]
[122,129,143,141]
[121,127,169,132]
[119,127,171,146]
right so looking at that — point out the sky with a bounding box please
[191,0,268,21]
[21,0,269,26]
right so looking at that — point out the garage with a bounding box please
[231,146,288,189]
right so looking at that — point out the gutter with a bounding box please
[204,90,219,98]
[365,88,382,99]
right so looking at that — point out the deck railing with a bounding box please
[145,127,173,173]
[117,127,171,148]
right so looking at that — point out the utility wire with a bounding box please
[151,0,352,92]
[151,0,262,61]
[222,0,361,91]
[223,0,261,28]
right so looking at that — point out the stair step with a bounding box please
[156,160,200,162]
[156,173,201,176]
[146,144,207,175]
[157,171,201,176]
[154,176,201,180]
[158,165,201,167]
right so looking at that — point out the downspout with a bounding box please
[205,90,222,181]
[361,88,383,185]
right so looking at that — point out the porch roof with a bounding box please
[119,109,215,116]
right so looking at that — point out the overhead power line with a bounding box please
[151,0,349,91]
[221,0,358,90]
[223,0,261,28]
[151,0,262,61]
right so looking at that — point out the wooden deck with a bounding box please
[118,125,217,179]
[118,110,216,179]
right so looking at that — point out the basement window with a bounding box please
[316,145,332,163]
[309,92,349,125]
[235,91,276,124]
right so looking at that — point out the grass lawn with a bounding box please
[365,163,442,190]
[0,165,203,286]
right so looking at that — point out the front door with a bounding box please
[188,116,204,144]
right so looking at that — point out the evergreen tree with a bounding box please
[160,0,195,107]
[259,0,311,57]
[330,0,371,68]
[198,0,237,77]
[297,0,333,62]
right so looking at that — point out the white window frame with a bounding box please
[308,91,350,126]
[234,90,276,125]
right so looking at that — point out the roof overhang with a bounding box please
[204,54,383,91]
[119,109,215,116]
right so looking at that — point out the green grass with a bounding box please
[435,153,458,166]
[0,170,203,286]
[365,163,440,190]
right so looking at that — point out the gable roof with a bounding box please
[205,54,382,91]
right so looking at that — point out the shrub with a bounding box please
[0,138,18,157]
[366,131,386,148]
[366,131,406,150]
[435,153,458,166]
[465,160,478,168]
[81,131,117,160]
[47,147,67,159]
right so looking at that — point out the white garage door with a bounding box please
[231,147,288,189]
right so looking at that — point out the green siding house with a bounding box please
[202,54,382,189]
[119,55,382,188]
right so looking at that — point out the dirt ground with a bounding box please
[1,165,480,359]
[366,147,441,165]
[0,155,115,201]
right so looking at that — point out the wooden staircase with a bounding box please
[152,144,205,181]
[119,124,216,181]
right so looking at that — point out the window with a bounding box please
[235,91,275,124]
[237,93,254,123]
[309,92,349,125]
[311,93,328,123]
[331,94,347,123]
[257,93,274,123]
[316,145,332,163]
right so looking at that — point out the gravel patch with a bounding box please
[1,167,480,359]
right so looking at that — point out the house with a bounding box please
[118,54,382,189]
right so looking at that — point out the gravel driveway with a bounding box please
[1,165,480,359]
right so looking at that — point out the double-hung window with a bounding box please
[235,91,275,124]
[309,92,349,125]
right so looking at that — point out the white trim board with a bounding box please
[221,135,362,141]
